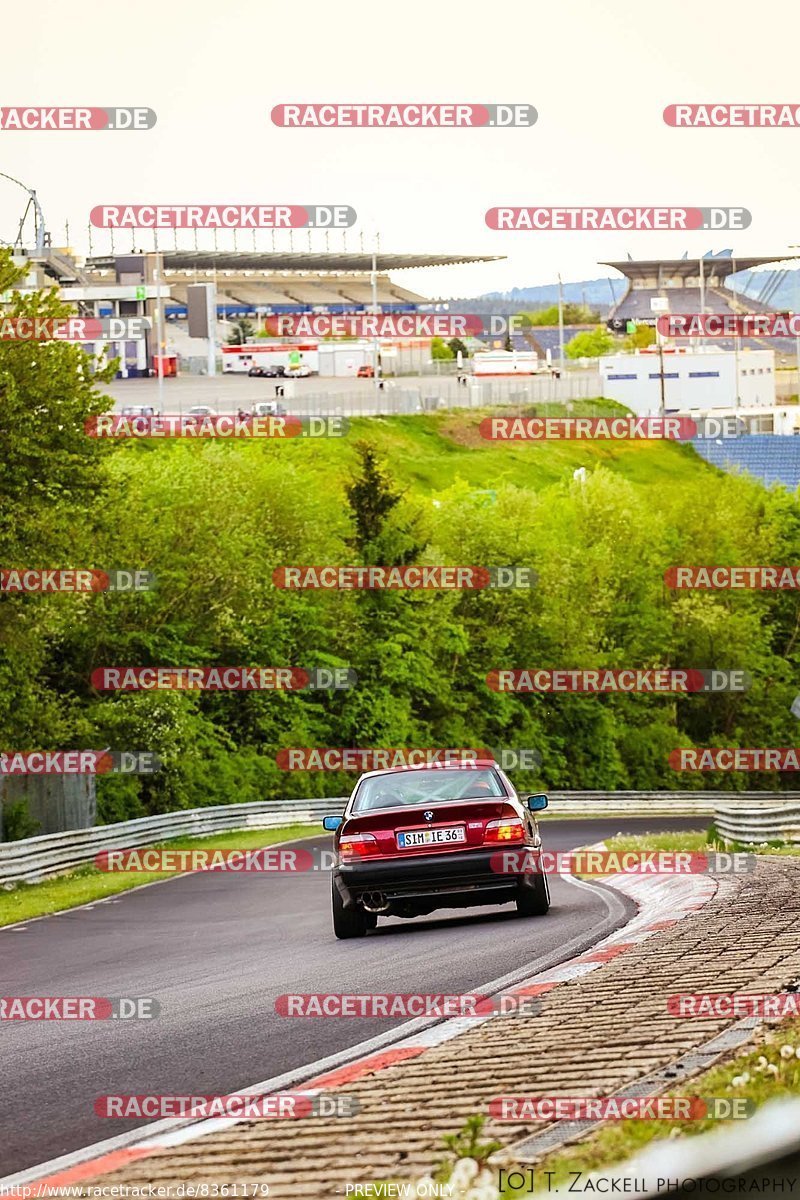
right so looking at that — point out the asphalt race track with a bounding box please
[0,816,705,1176]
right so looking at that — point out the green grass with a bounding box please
[530,1019,800,1192]
[357,411,713,494]
[0,824,317,927]
[273,408,719,496]
[567,830,800,881]
[603,830,800,858]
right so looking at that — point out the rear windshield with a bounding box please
[352,768,506,813]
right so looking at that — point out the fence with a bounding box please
[276,374,605,417]
[0,790,768,887]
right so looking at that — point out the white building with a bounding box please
[600,348,776,414]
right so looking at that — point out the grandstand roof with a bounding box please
[600,255,799,284]
[85,250,503,274]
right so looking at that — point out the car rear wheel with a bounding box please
[332,878,369,939]
[516,871,550,917]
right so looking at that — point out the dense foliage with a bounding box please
[3,249,800,831]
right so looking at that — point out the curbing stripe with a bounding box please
[19,868,717,1185]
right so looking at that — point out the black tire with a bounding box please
[332,878,368,939]
[516,871,550,917]
[364,910,378,929]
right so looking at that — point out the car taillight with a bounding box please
[339,833,379,861]
[484,817,526,843]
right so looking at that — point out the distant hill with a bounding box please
[443,277,627,314]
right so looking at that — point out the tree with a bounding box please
[447,337,469,360]
[518,304,601,327]
[623,323,657,351]
[226,319,255,346]
[345,442,419,560]
[431,336,455,360]
[565,327,615,359]
[0,248,117,826]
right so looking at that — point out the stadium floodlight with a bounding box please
[788,246,800,399]
[0,170,47,253]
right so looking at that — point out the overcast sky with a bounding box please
[1,0,798,299]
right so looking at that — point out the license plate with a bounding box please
[397,825,466,848]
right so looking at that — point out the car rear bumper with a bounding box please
[335,846,541,910]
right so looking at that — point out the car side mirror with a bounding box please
[323,816,343,832]
[524,794,548,812]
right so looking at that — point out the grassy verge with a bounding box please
[530,1019,800,1192]
[601,829,800,858]
[270,409,714,496]
[0,824,318,927]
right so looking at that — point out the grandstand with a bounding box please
[693,435,800,489]
[603,252,800,356]
[79,249,501,318]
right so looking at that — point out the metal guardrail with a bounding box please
[715,800,800,845]
[0,789,771,887]
[0,798,345,885]
[4,790,798,886]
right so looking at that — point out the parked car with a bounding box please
[120,406,159,417]
[183,405,217,426]
[284,364,313,378]
[253,401,287,417]
[248,364,285,378]
[357,364,374,378]
[323,760,550,938]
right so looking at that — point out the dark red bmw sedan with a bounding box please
[322,760,550,939]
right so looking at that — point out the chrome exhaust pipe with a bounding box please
[361,891,390,913]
